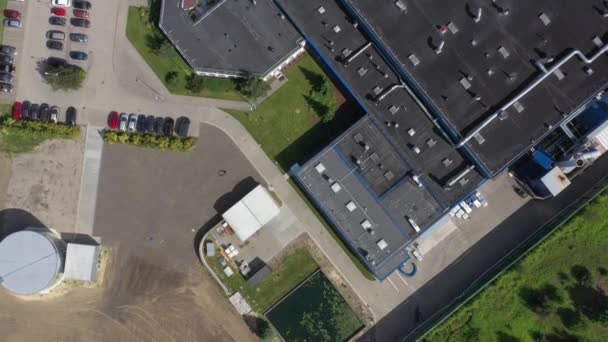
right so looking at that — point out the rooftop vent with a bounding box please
[394,0,407,13]
[384,170,395,181]
[317,6,325,14]
[373,86,383,95]
[408,128,416,136]
[314,162,326,173]
[407,217,421,232]
[442,158,453,167]
[426,138,437,148]
[357,67,368,76]
[411,145,421,154]
[346,201,357,212]
[593,36,604,48]
[412,174,423,187]
[353,133,363,143]
[538,13,551,26]
[389,105,400,114]
[584,66,594,75]
[331,182,342,193]
[473,133,486,145]
[459,77,472,90]
[513,101,525,113]
[361,219,372,229]
[408,53,420,66]
[553,68,566,81]
[447,21,459,34]
[332,25,341,33]
[498,46,510,58]
[377,239,388,250]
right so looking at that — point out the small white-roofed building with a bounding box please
[64,243,99,282]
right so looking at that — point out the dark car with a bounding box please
[69,33,88,43]
[47,57,66,68]
[154,117,164,135]
[39,103,50,121]
[145,115,155,133]
[0,82,12,93]
[0,45,17,56]
[136,114,146,133]
[70,18,90,28]
[163,117,174,136]
[22,100,30,119]
[0,72,12,82]
[175,117,190,138]
[30,103,40,120]
[66,106,77,126]
[49,16,67,26]
[0,54,13,64]
[0,63,15,74]
[69,51,88,61]
[46,40,63,51]
[73,1,92,10]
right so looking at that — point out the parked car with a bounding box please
[29,103,39,120]
[0,72,13,82]
[47,57,66,68]
[39,103,50,121]
[49,16,66,26]
[0,45,16,56]
[51,7,66,17]
[22,100,30,119]
[50,106,59,123]
[73,1,91,10]
[52,0,71,7]
[118,112,128,132]
[4,19,21,28]
[46,30,65,40]
[127,113,137,133]
[69,51,88,60]
[145,115,155,133]
[12,101,22,121]
[0,54,13,64]
[66,106,77,126]
[0,83,13,92]
[70,17,90,28]
[73,9,89,18]
[163,117,174,136]
[4,10,21,20]
[69,33,88,43]
[46,40,63,51]
[175,117,190,138]
[136,114,146,133]
[108,111,119,129]
[0,63,15,74]
[154,117,164,135]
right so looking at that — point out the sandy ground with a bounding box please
[4,131,85,233]
[0,153,10,209]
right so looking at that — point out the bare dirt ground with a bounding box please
[4,131,85,233]
[0,153,10,209]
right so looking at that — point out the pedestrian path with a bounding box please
[76,125,104,235]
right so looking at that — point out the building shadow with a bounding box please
[213,176,259,214]
[0,208,46,239]
[60,232,99,246]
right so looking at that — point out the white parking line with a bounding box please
[387,277,399,292]
[396,272,415,290]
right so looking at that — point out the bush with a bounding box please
[557,307,585,330]
[165,71,179,85]
[45,64,87,91]
[236,77,270,100]
[185,74,205,93]
[571,265,592,285]
[102,130,196,152]
[0,115,80,139]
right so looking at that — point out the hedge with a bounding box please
[103,130,197,152]
[0,116,80,139]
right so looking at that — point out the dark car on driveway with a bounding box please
[0,72,12,82]
[69,51,88,61]
[0,82,13,93]
[49,16,66,26]
[70,33,88,43]
[163,117,174,136]
[0,45,17,56]
[145,115,155,133]
[66,106,77,126]
[136,114,146,133]
[70,18,90,28]
[22,100,30,119]
[175,117,190,138]
[154,117,164,135]
[30,103,39,120]
[0,54,13,64]
[46,40,63,51]
[0,63,15,74]
[73,1,92,10]
[39,103,50,121]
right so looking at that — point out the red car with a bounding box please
[4,10,21,20]
[12,101,22,121]
[108,111,119,129]
[51,7,66,17]
[73,9,89,18]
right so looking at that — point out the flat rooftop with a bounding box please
[282,0,484,278]
[159,0,302,77]
[346,0,608,173]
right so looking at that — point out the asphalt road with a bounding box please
[358,154,608,342]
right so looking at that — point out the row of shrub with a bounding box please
[0,116,80,139]
[103,130,197,152]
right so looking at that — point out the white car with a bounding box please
[127,113,137,133]
[118,112,128,132]
[51,0,71,7]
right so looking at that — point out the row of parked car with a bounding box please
[108,111,190,138]
[12,101,77,126]
[4,7,22,29]
[0,44,17,93]
[48,1,92,60]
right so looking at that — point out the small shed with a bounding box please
[64,243,99,282]
[246,265,272,287]
[221,185,281,242]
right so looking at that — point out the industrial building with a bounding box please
[278,0,608,279]
[159,0,306,80]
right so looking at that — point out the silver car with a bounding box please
[127,113,137,133]
[118,112,128,132]
[3,19,22,28]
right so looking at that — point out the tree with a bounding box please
[186,74,205,93]
[165,71,179,86]
[237,77,270,100]
[45,64,86,91]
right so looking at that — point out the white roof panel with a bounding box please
[241,185,280,226]
[223,201,262,241]
[64,243,99,282]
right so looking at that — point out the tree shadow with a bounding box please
[303,94,330,119]
[0,208,46,239]
[571,265,592,285]
[298,66,327,93]
[496,331,520,342]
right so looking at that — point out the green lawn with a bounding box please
[207,247,320,313]
[126,6,242,101]
[427,193,608,341]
